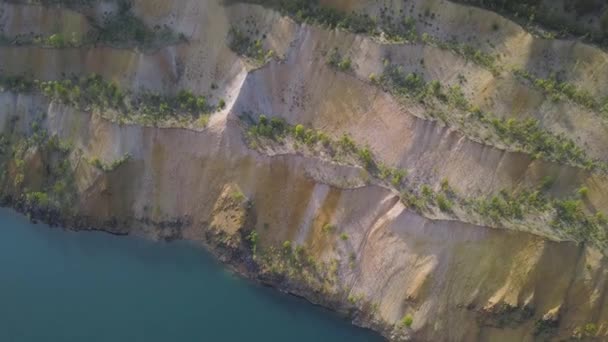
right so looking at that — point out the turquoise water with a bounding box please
[0,208,382,342]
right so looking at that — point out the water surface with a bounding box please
[0,208,383,342]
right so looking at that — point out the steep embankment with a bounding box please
[1,0,608,341]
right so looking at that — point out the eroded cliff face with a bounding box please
[2,0,608,341]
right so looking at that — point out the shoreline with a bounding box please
[0,201,390,341]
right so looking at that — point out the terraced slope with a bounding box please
[1,0,608,340]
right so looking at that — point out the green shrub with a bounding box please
[595,212,608,225]
[380,15,417,42]
[578,186,589,198]
[46,33,66,47]
[231,189,246,202]
[322,223,336,233]
[95,2,182,49]
[88,157,104,169]
[601,99,608,116]
[317,132,331,146]
[429,80,442,97]
[247,230,259,253]
[283,240,292,251]
[294,124,306,140]
[339,232,349,240]
[357,147,374,168]
[26,192,50,207]
[554,199,583,223]
[328,50,339,66]
[327,48,353,71]
[338,58,352,71]
[379,65,427,100]
[474,188,543,222]
[421,184,433,198]
[339,134,356,151]
[584,322,598,336]
[437,194,453,212]
[573,322,599,338]
[540,176,555,191]
[248,116,288,139]
[440,178,451,192]
[390,169,407,187]
[400,314,413,328]
[228,27,274,64]
[446,85,470,110]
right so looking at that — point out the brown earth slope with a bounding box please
[1,0,608,340]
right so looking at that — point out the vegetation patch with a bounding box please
[238,0,500,73]
[244,114,408,187]
[420,33,501,75]
[94,1,185,49]
[0,114,77,217]
[243,114,608,254]
[488,117,602,171]
[255,241,336,295]
[400,314,414,328]
[514,69,608,116]
[249,235,373,311]
[1,0,186,50]
[451,0,608,48]
[228,27,276,66]
[0,74,224,126]
[572,322,599,339]
[327,48,353,72]
[88,153,131,172]
[0,32,84,48]
[375,63,607,172]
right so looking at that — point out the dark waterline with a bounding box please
[0,208,383,342]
